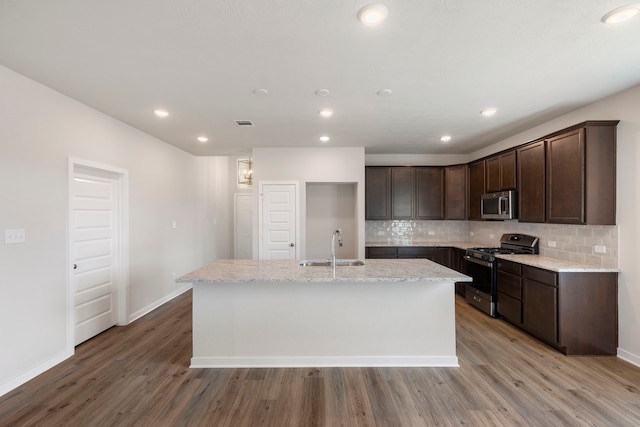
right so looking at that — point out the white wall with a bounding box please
[472,84,640,366]
[252,147,365,260]
[0,66,214,395]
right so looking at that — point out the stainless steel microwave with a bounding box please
[481,190,517,220]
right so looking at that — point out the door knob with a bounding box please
[289,243,295,247]
[73,264,78,270]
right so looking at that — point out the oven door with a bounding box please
[463,256,497,317]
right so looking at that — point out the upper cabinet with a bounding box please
[365,120,617,225]
[365,167,391,220]
[546,122,617,225]
[416,167,444,220]
[391,167,415,220]
[517,140,546,223]
[366,166,444,220]
[445,165,467,220]
[467,160,485,220]
[486,150,516,192]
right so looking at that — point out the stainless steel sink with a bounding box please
[299,259,365,267]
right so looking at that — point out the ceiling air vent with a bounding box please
[234,120,255,127]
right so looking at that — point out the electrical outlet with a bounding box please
[548,241,556,248]
[489,234,494,239]
[595,245,607,254]
[428,231,435,236]
[171,221,177,229]
[5,229,26,244]
[470,232,475,236]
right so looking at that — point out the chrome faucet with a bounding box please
[331,229,343,267]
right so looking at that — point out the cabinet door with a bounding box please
[366,247,397,259]
[500,150,517,190]
[397,247,434,260]
[523,278,558,346]
[546,129,585,224]
[517,141,546,222]
[391,167,415,219]
[467,161,485,220]
[445,165,467,220]
[365,167,390,220]
[485,156,501,193]
[434,247,452,267]
[416,167,444,220]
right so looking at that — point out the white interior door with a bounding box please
[259,183,298,259]
[70,166,120,345]
[234,193,253,259]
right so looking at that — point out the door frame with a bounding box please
[258,181,300,259]
[68,158,130,349]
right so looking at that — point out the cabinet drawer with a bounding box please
[497,270,522,299]
[497,259,521,275]
[367,247,397,259]
[523,266,557,286]
[497,292,522,324]
[397,247,435,258]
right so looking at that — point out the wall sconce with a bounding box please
[238,159,253,185]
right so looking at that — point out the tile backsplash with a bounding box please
[366,220,618,268]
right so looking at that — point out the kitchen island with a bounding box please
[177,259,471,368]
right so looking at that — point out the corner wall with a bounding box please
[0,66,210,395]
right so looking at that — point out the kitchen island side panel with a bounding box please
[192,281,457,367]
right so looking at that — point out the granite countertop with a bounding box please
[176,259,472,284]
[366,241,482,250]
[495,254,620,273]
[365,240,619,273]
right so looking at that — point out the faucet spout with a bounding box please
[331,229,343,266]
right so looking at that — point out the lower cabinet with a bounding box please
[365,246,467,295]
[497,259,617,355]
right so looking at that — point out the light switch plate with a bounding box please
[595,245,607,254]
[5,229,26,244]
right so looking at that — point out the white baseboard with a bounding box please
[0,348,73,398]
[191,355,459,368]
[128,284,192,324]
[617,348,640,368]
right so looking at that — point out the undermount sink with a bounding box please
[299,259,365,267]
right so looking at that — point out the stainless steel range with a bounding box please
[464,233,539,317]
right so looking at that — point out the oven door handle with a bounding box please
[463,255,494,268]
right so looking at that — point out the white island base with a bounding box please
[191,278,459,368]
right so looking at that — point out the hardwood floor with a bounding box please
[1,290,640,426]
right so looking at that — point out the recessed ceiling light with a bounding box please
[602,4,640,24]
[153,109,169,118]
[315,89,330,96]
[197,136,209,143]
[440,135,452,143]
[358,4,389,25]
[319,108,334,118]
[253,88,269,95]
[481,108,498,117]
[377,88,392,96]
[320,136,330,142]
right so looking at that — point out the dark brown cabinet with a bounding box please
[416,167,444,220]
[365,247,397,259]
[365,167,390,220]
[391,167,414,220]
[486,150,516,192]
[434,247,452,267]
[496,260,617,355]
[467,160,485,220]
[522,267,558,346]
[445,165,467,220]
[546,122,617,225]
[517,140,546,223]
[497,259,523,324]
[397,247,435,259]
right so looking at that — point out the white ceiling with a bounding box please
[1,0,640,156]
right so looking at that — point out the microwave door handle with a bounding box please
[499,197,507,214]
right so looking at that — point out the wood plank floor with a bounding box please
[2,290,640,426]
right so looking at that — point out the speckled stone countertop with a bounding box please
[176,259,472,284]
[366,240,619,273]
[495,254,620,273]
[366,241,482,250]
